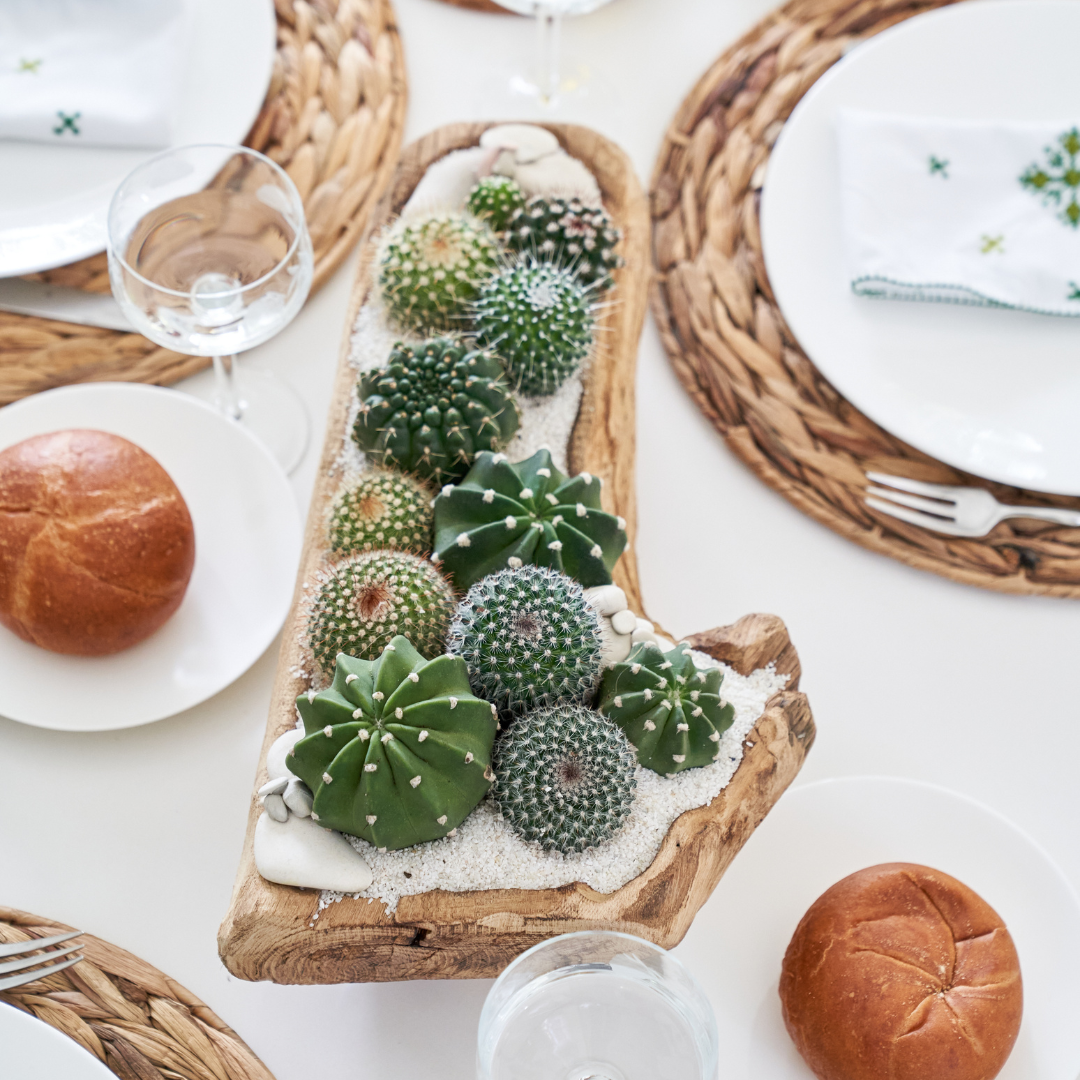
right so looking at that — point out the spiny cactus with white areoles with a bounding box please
[466,175,527,236]
[329,468,434,556]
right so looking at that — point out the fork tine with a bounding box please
[866,496,969,536]
[0,954,83,992]
[0,943,83,976]
[0,930,82,959]
[865,472,962,500]
[866,486,959,519]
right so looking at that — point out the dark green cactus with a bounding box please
[378,211,500,333]
[431,448,627,590]
[596,641,735,775]
[352,338,520,484]
[490,703,637,853]
[447,565,604,717]
[329,468,434,556]
[506,196,623,292]
[474,261,595,397]
[466,176,527,235]
[306,550,456,677]
[291,637,498,850]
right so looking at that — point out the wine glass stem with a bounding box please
[535,3,562,105]
[212,354,244,422]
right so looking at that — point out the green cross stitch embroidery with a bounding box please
[929,155,949,178]
[1068,282,1080,301]
[980,234,1004,254]
[1020,127,1080,228]
[17,58,43,73]
[53,112,81,136]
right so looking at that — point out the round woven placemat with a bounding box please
[650,0,1080,598]
[0,907,275,1080]
[0,0,407,408]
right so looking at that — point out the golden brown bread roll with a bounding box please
[0,429,195,656]
[780,862,1022,1080]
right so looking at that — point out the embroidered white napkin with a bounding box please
[0,0,189,149]
[837,110,1080,317]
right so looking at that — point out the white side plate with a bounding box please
[0,1003,117,1080]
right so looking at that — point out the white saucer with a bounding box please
[762,0,1080,495]
[0,1003,116,1080]
[0,383,301,731]
[674,777,1080,1079]
[0,0,275,276]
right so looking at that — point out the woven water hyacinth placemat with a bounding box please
[0,907,275,1080]
[0,0,407,408]
[650,0,1080,599]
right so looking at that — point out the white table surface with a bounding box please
[2,1,1078,1077]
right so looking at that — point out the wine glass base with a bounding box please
[175,366,310,475]
[476,61,618,118]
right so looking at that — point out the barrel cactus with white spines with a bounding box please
[329,469,434,556]
[291,637,497,850]
[306,550,455,678]
[506,196,623,292]
[431,448,627,590]
[353,338,520,484]
[490,703,637,853]
[378,211,500,333]
[596,641,735,775]
[447,565,604,717]
[474,261,595,397]
[466,175,527,235]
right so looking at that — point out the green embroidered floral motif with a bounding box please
[1021,128,1080,228]
[17,58,43,73]
[53,112,81,136]
[980,234,1004,254]
[928,155,949,178]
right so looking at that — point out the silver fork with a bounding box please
[0,931,84,991]
[865,472,1080,537]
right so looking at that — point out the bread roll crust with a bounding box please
[0,429,196,656]
[780,862,1022,1080]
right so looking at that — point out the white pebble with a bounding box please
[583,584,627,617]
[263,793,289,822]
[479,123,559,164]
[254,813,373,893]
[258,776,289,798]
[610,609,637,636]
[283,779,314,818]
[266,727,304,781]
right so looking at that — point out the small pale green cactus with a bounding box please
[306,550,456,677]
[467,176,527,235]
[474,261,595,397]
[596,641,734,775]
[490,703,637,853]
[353,338,520,484]
[292,637,498,850]
[431,449,626,590]
[447,565,604,717]
[329,469,434,556]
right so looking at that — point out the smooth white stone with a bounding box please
[597,615,633,668]
[254,812,373,893]
[263,793,289,823]
[631,618,678,653]
[583,584,627,617]
[610,608,638,636]
[283,779,314,818]
[258,776,289,798]
[480,123,559,164]
[266,726,304,781]
[514,151,602,205]
[401,146,489,216]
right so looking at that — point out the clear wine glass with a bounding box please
[477,931,719,1080]
[107,144,313,473]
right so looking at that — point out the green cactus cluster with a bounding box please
[447,565,604,718]
[431,448,626,590]
[291,638,498,850]
[490,703,637,853]
[353,338,520,484]
[506,196,623,292]
[596,642,735,776]
[306,550,455,677]
[329,469,434,556]
[378,211,500,333]
[474,261,595,397]
[466,175,527,235]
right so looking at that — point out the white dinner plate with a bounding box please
[0,0,276,276]
[0,1002,117,1080]
[674,777,1080,1079]
[762,0,1080,495]
[0,383,301,731]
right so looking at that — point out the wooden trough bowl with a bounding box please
[218,122,816,984]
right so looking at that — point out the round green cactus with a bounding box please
[490,703,637,853]
[474,261,595,397]
[291,637,498,850]
[596,641,735,775]
[466,176,527,235]
[378,211,500,333]
[329,469,434,556]
[431,448,627,590]
[506,196,623,292]
[352,338,520,484]
[306,550,455,677]
[447,565,604,717]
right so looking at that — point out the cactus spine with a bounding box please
[330,469,434,556]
